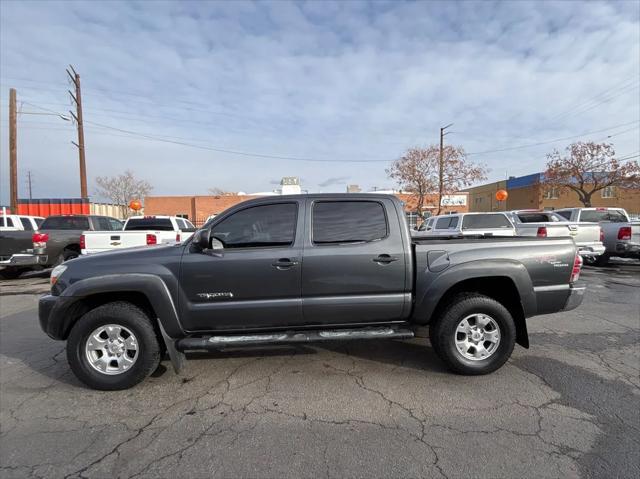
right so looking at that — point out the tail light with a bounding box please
[176,233,181,242]
[80,234,86,250]
[146,234,157,245]
[536,226,547,238]
[570,253,583,283]
[32,232,49,248]
[618,226,631,240]
[599,227,604,243]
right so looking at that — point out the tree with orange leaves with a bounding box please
[543,142,640,207]
[387,145,486,217]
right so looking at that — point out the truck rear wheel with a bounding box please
[66,302,161,390]
[430,293,516,375]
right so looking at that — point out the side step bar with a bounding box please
[176,326,414,351]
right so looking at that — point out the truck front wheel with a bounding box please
[430,293,516,375]
[66,302,161,390]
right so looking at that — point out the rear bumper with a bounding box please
[614,241,640,256]
[577,244,606,257]
[563,286,585,312]
[0,253,48,269]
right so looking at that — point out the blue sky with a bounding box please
[1,0,639,202]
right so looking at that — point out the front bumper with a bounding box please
[563,286,585,312]
[0,253,48,269]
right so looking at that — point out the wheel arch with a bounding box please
[414,261,535,348]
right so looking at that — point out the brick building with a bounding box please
[144,191,469,227]
[465,173,640,216]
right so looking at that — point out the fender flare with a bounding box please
[52,273,184,339]
[414,259,537,324]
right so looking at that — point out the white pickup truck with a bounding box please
[507,210,605,259]
[81,216,196,255]
[0,213,44,232]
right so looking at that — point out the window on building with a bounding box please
[405,212,419,229]
[601,186,616,199]
[176,213,189,219]
[543,187,560,199]
[313,201,387,244]
[212,203,297,248]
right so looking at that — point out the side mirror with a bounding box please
[193,229,211,250]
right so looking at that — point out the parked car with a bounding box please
[507,210,605,259]
[0,213,44,231]
[413,212,516,237]
[555,207,640,265]
[81,216,196,255]
[39,194,584,390]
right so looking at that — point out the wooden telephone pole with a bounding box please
[438,123,453,215]
[67,65,87,198]
[9,88,18,213]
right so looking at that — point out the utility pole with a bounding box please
[26,170,33,200]
[67,65,87,198]
[438,123,453,215]
[9,88,18,213]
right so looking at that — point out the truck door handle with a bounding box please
[272,258,299,269]
[373,254,399,264]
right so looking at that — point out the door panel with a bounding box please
[301,198,408,324]
[178,201,304,332]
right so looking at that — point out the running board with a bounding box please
[176,326,414,351]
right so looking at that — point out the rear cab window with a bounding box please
[40,216,90,230]
[462,214,512,230]
[125,217,175,231]
[579,209,629,222]
[312,201,387,244]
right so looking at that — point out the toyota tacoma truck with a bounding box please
[39,194,585,390]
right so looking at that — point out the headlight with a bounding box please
[50,264,67,286]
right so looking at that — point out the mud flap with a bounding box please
[157,320,186,374]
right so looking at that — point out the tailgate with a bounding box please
[0,230,33,257]
[82,231,150,253]
[569,222,601,245]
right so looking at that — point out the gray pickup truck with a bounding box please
[39,194,585,390]
[0,215,123,278]
[556,207,640,265]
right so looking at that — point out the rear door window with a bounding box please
[108,218,124,230]
[40,216,90,230]
[462,214,512,230]
[556,210,572,220]
[124,217,175,231]
[312,201,387,244]
[1,217,14,227]
[435,217,451,229]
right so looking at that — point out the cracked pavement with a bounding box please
[1,261,638,478]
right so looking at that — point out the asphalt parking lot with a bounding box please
[1,261,639,479]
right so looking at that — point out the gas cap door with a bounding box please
[427,250,450,272]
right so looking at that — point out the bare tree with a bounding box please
[387,146,487,217]
[543,142,640,206]
[207,187,234,196]
[95,170,153,218]
[437,145,487,214]
[386,147,439,218]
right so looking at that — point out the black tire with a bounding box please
[593,253,610,267]
[63,248,80,261]
[430,293,516,375]
[67,301,161,390]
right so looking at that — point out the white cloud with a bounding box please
[0,0,638,202]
